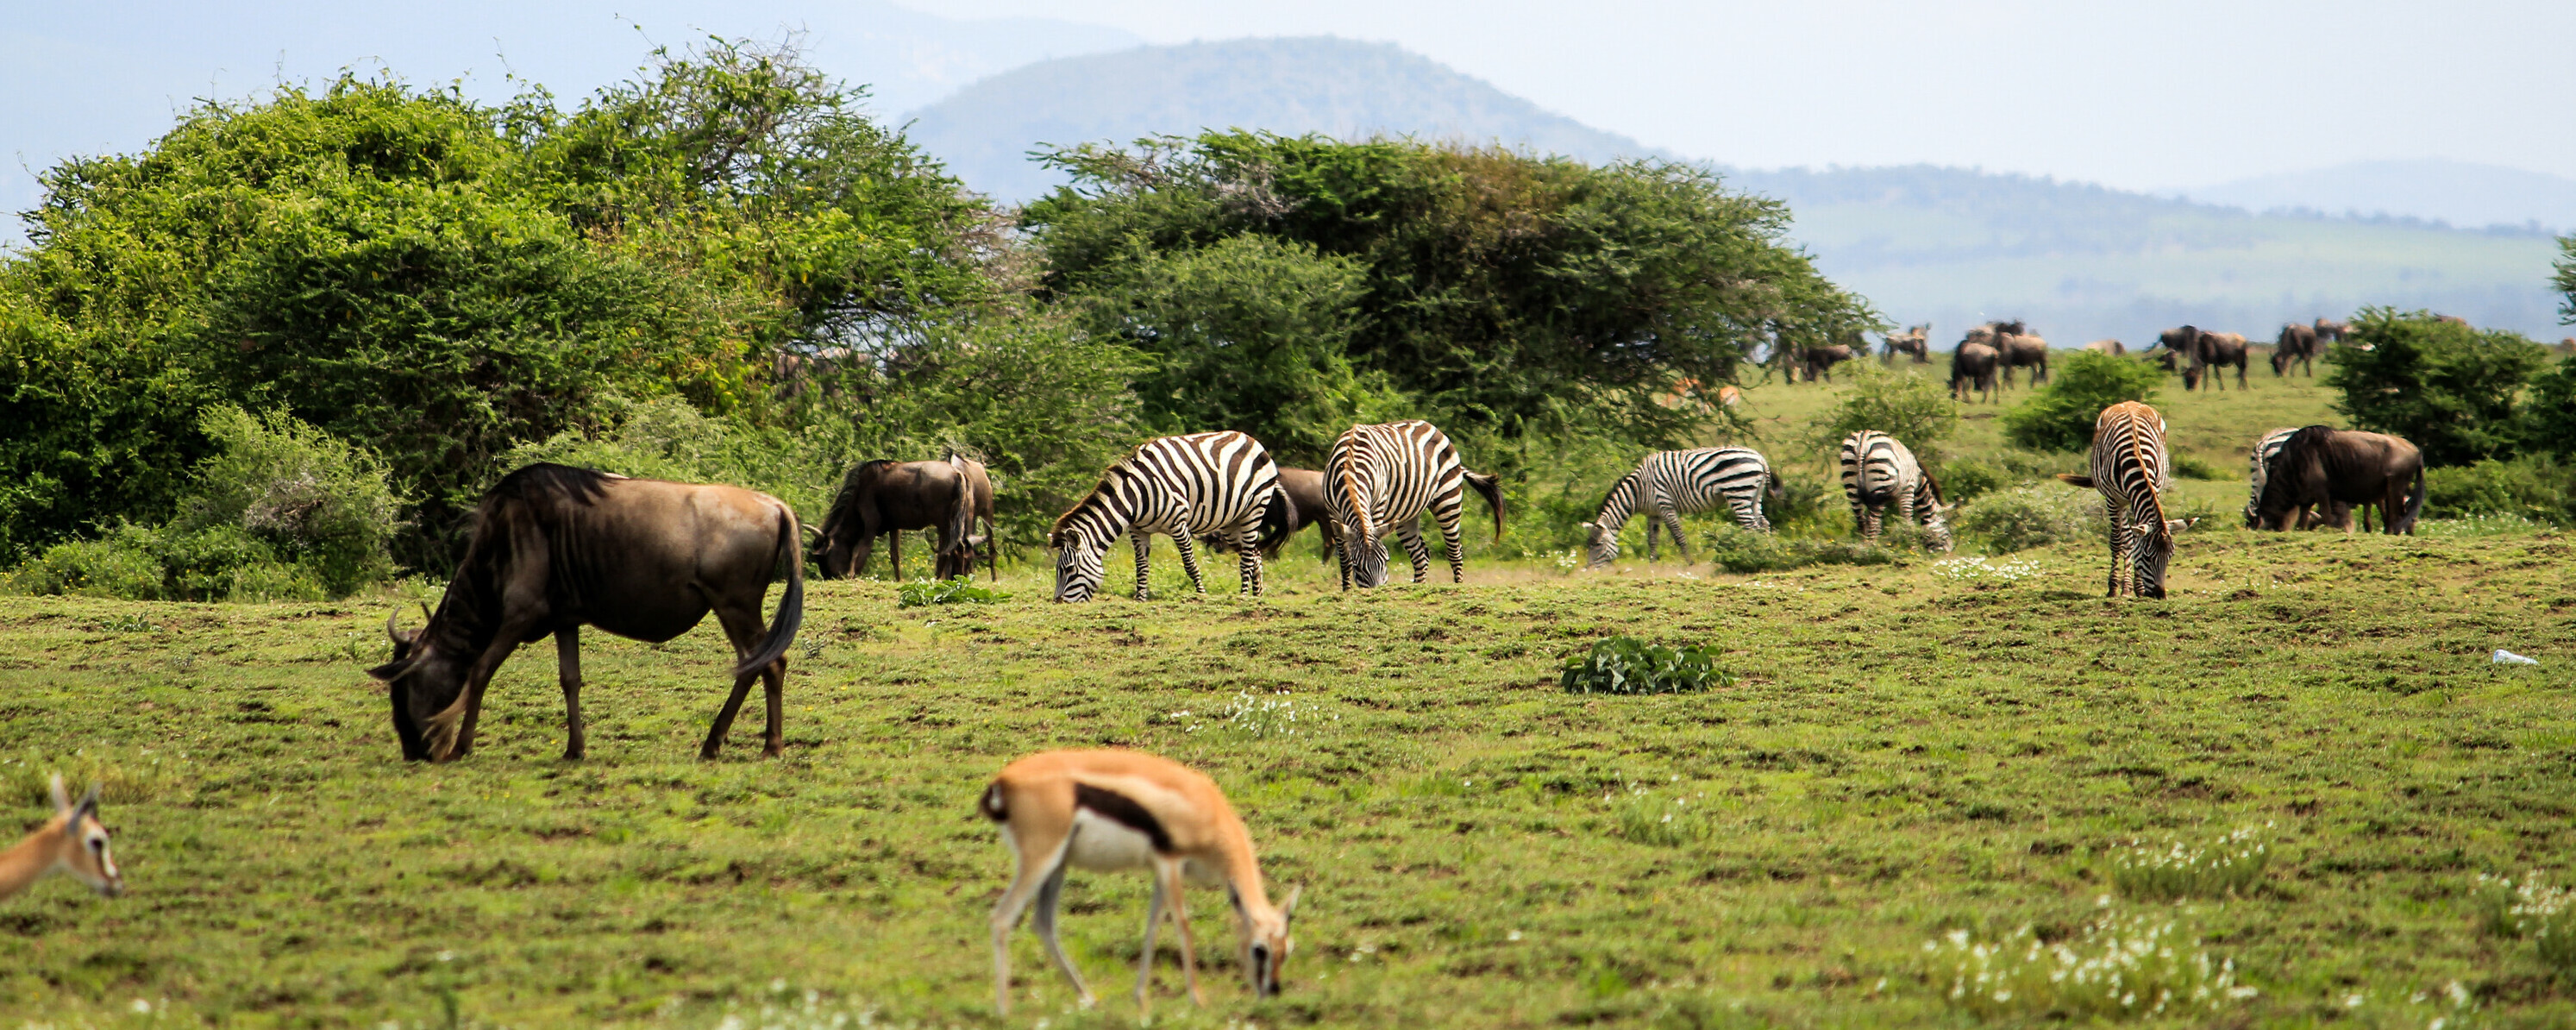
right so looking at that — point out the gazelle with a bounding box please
[981,750,1299,1017]
[2,776,123,901]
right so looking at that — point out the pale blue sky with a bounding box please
[3,0,2568,221]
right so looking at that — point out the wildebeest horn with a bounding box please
[385,608,404,644]
[418,601,433,623]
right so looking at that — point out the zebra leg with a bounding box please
[1643,512,1659,563]
[1435,504,1468,583]
[1170,522,1210,595]
[1399,521,1434,584]
[2103,496,2129,598]
[1235,523,1264,597]
[1132,531,1154,600]
[1660,503,1691,564]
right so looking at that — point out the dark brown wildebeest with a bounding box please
[2272,323,2322,376]
[818,455,981,581]
[2253,426,2425,535]
[1996,330,2050,386]
[2170,327,2250,391]
[1881,323,1932,364]
[943,457,999,581]
[2084,338,2126,355]
[371,464,804,762]
[1951,342,2001,403]
[2314,317,2352,342]
[1203,466,1334,561]
[1797,343,1863,381]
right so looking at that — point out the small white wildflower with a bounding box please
[1507,930,1522,941]
[2345,992,2365,1008]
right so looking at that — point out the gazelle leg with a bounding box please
[555,627,585,760]
[1161,858,1205,1006]
[992,832,1079,1016]
[1137,866,1168,1016]
[1030,860,1092,1005]
[1132,531,1154,600]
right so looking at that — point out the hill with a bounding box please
[908,36,2569,346]
[903,36,1658,202]
[2182,159,2576,234]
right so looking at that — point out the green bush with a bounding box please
[2423,458,2576,524]
[1703,524,1898,573]
[179,406,403,596]
[1561,637,1728,694]
[2328,308,2548,465]
[896,576,1013,607]
[2171,453,2223,480]
[1999,350,2165,453]
[1940,457,2009,503]
[5,523,327,603]
[1951,485,2105,554]
[2520,353,2576,460]
[1805,364,1957,466]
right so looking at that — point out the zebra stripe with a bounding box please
[2244,426,2298,528]
[1325,420,1505,589]
[1583,448,1777,568]
[1838,431,1952,551]
[2061,401,2193,599]
[1048,431,1282,602]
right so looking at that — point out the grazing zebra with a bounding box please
[2057,402,2197,598]
[1581,448,1780,568]
[1839,431,1952,551]
[1325,420,1507,589]
[1048,431,1283,603]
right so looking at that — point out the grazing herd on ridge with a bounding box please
[15,314,2448,1019]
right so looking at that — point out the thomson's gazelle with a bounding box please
[981,750,1298,1017]
[1,775,122,901]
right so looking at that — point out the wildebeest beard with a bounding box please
[370,559,517,761]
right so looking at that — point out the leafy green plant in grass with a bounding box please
[2110,826,2271,900]
[1610,789,1709,846]
[2171,453,2223,480]
[1940,457,2010,503]
[895,576,1012,607]
[2424,458,2576,524]
[1703,524,1898,573]
[2000,350,2165,453]
[1927,912,2257,1021]
[1562,637,1728,694]
[1950,485,2105,555]
[2474,873,2576,979]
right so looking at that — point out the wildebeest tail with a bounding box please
[1253,484,1296,556]
[1463,470,1507,543]
[2401,463,2428,534]
[943,455,975,567]
[735,506,805,678]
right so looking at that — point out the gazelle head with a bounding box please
[1049,524,1107,603]
[45,775,122,898]
[1578,521,1619,568]
[1236,884,1300,998]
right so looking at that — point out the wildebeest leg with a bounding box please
[889,530,903,581]
[701,600,777,759]
[434,617,541,760]
[760,657,785,757]
[849,531,874,581]
[557,627,586,760]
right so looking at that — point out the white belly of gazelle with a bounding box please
[1065,808,1157,871]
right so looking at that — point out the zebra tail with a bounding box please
[1463,470,1507,543]
[2055,474,2095,488]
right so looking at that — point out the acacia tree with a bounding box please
[2326,308,2547,466]
[1023,132,1877,449]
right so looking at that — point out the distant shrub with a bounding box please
[2329,308,2548,465]
[2110,826,2271,900]
[2000,351,2165,453]
[4,523,329,603]
[2171,453,2223,480]
[1927,913,2256,1021]
[1806,364,1958,465]
[1940,457,2010,503]
[179,406,404,595]
[895,576,1012,607]
[1951,485,2104,555]
[1703,524,1899,573]
[1561,637,1728,695]
[2424,458,2576,524]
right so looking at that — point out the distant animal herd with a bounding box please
[1789,317,2362,401]
[12,316,2441,1018]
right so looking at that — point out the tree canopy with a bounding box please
[1023,132,1877,451]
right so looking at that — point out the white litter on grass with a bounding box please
[2493,650,2541,665]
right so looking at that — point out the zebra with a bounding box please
[1324,420,1507,589]
[1581,448,1780,568]
[2057,401,2197,598]
[1048,431,1283,603]
[1838,431,1952,551]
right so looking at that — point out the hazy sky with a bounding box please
[894,0,2575,192]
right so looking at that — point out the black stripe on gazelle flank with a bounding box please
[1075,784,1175,852]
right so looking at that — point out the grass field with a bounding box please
[6,363,2574,1028]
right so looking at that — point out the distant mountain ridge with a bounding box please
[2179,159,2576,234]
[905,36,1658,202]
[906,35,2567,343]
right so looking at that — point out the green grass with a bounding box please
[4,362,2570,1028]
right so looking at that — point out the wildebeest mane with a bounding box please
[490,463,618,508]
[2256,424,2337,514]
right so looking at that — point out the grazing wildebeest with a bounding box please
[2253,426,2425,535]
[371,465,804,762]
[1798,343,1863,381]
[1996,330,2050,386]
[2272,323,2322,376]
[1204,466,1335,561]
[1952,342,2002,403]
[2243,427,2347,530]
[944,457,999,581]
[2084,338,2126,355]
[818,455,981,581]
[2167,327,2249,391]
[1882,323,1932,364]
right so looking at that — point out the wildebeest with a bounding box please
[2244,427,2348,530]
[2253,426,2425,535]
[2272,323,2322,376]
[371,464,804,762]
[1882,323,1931,364]
[1952,342,2001,403]
[2084,338,2126,355]
[818,455,984,581]
[2314,317,2352,342]
[1797,343,1863,381]
[1204,466,1338,561]
[1996,330,2050,386]
[2161,327,2249,391]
